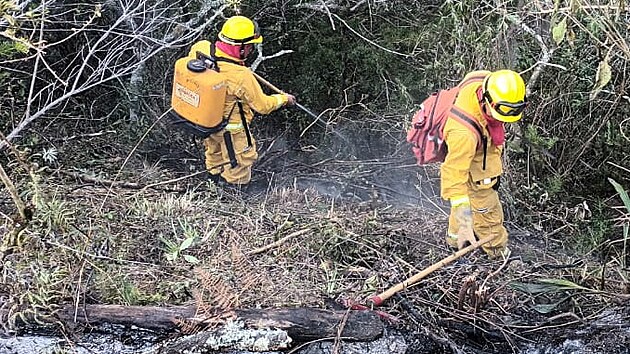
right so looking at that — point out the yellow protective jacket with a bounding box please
[214,47,287,128]
[440,71,504,201]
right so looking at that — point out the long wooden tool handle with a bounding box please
[369,237,495,306]
[250,70,351,143]
[251,71,330,125]
[251,70,285,94]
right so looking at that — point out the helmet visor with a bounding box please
[493,100,527,117]
[484,90,527,118]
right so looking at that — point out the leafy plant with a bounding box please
[38,198,74,232]
[320,260,339,296]
[509,278,601,313]
[41,147,59,165]
[120,278,141,305]
[609,178,630,279]
[161,235,199,264]
[525,125,559,150]
[545,175,564,196]
[530,296,573,314]
[609,178,630,215]
[574,215,611,254]
[160,219,200,264]
[510,278,595,295]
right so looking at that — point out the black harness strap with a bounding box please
[223,131,238,168]
[210,42,254,167]
[447,75,490,170]
[221,101,253,169]
[482,135,488,170]
[450,108,484,143]
[450,107,488,170]
[237,101,253,148]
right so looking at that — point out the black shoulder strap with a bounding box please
[450,107,488,170]
[450,107,483,143]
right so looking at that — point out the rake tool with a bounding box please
[367,236,497,306]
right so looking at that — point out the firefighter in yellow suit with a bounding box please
[192,16,295,186]
[442,70,527,258]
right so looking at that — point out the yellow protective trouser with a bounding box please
[447,178,508,256]
[203,129,258,185]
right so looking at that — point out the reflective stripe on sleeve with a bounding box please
[225,123,244,131]
[275,95,285,109]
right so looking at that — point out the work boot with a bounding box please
[207,172,223,184]
[445,234,458,249]
[221,182,245,195]
[207,173,239,196]
[217,179,252,199]
[486,246,511,260]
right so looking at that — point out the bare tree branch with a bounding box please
[128,1,228,120]
[251,48,294,72]
[0,0,228,150]
[505,12,558,96]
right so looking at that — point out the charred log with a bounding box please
[53,305,383,342]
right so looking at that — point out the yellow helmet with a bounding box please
[218,16,263,45]
[482,70,527,123]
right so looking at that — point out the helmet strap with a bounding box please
[477,88,494,121]
[481,102,492,120]
[477,87,492,112]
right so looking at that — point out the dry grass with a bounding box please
[1,160,628,353]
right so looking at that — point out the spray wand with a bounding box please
[250,71,349,143]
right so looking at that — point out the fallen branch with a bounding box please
[57,169,142,189]
[481,251,513,290]
[55,168,205,191]
[247,228,311,255]
[139,170,207,192]
[332,308,351,354]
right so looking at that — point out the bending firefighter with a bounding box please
[192,16,295,186]
[442,70,527,258]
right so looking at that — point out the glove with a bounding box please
[284,94,296,106]
[456,223,476,249]
[450,197,477,249]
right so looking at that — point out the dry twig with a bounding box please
[247,228,311,256]
[0,162,27,221]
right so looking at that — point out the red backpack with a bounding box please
[406,77,486,165]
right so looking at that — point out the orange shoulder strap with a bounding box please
[458,74,486,89]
